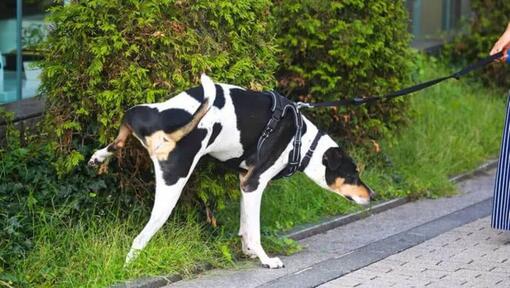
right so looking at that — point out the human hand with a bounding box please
[490,22,510,62]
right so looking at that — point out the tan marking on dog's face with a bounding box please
[145,131,176,161]
[328,177,371,204]
[339,184,370,199]
[329,177,345,190]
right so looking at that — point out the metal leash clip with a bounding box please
[296,102,312,109]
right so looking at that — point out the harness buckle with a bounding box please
[296,102,312,109]
[352,97,366,105]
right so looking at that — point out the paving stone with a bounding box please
[324,217,510,288]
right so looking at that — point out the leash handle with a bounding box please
[507,50,510,64]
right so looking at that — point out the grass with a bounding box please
[380,56,505,198]
[9,55,506,287]
[14,211,226,288]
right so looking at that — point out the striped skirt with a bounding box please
[492,95,510,230]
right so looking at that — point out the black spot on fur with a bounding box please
[230,89,273,159]
[123,106,192,140]
[160,109,193,133]
[185,86,204,103]
[123,106,161,139]
[159,128,207,186]
[214,84,225,109]
[230,90,300,192]
[207,123,222,147]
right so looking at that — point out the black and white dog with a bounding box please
[88,74,374,268]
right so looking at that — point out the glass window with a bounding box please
[0,1,18,104]
[406,0,471,50]
[0,0,52,105]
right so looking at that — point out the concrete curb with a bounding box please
[282,159,498,241]
[283,198,409,241]
[448,159,498,183]
[111,263,211,288]
[111,159,498,288]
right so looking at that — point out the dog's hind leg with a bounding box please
[125,127,211,264]
[125,159,188,264]
[88,124,131,166]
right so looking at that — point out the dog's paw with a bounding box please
[88,157,100,167]
[124,249,140,266]
[261,257,285,269]
[88,149,111,167]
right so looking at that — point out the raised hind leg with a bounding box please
[88,124,131,166]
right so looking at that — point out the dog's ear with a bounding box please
[322,148,344,170]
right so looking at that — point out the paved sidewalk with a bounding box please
[321,217,510,288]
[165,168,497,288]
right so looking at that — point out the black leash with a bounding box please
[296,51,505,109]
[258,51,505,178]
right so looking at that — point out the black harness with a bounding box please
[256,92,322,178]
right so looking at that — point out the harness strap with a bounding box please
[278,103,303,177]
[257,91,308,178]
[256,92,283,161]
[298,130,324,172]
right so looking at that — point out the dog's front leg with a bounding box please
[125,160,186,264]
[240,180,285,269]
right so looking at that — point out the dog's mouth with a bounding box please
[337,183,375,205]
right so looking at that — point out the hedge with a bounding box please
[273,0,413,142]
[38,0,413,212]
[2,0,414,273]
[446,0,510,89]
[39,0,278,209]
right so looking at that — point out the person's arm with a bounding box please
[490,22,510,61]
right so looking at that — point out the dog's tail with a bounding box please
[166,74,216,142]
[201,73,216,110]
[110,74,216,146]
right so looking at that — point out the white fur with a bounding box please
[126,159,186,263]
[126,133,212,264]
[206,84,245,160]
[88,146,113,165]
[140,74,217,114]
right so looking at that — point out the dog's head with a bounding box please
[322,147,374,205]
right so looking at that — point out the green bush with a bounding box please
[0,119,133,278]
[273,0,413,143]
[43,0,277,148]
[445,0,510,89]
[39,0,278,212]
